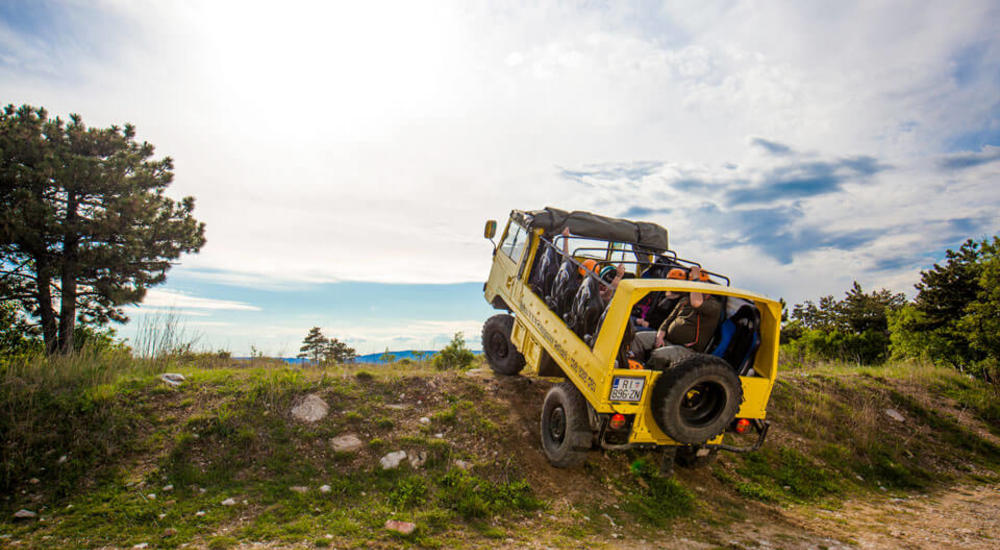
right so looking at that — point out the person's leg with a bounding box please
[647,345,696,370]
[631,330,658,362]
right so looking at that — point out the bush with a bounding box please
[432,332,475,370]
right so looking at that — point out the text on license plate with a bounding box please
[609,376,645,402]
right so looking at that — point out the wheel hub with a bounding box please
[548,406,566,443]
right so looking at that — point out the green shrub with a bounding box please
[432,333,475,371]
[436,468,540,518]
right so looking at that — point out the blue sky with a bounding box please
[2,1,999,355]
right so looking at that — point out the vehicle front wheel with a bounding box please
[540,382,591,468]
[482,314,526,375]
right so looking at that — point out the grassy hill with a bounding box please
[2,352,999,548]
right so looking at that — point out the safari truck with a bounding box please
[481,207,781,470]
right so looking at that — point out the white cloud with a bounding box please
[2,1,998,306]
[136,289,260,312]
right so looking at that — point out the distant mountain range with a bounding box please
[266,349,481,365]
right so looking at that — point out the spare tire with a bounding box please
[649,354,743,444]
[481,314,526,375]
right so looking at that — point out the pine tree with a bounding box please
[0,105,205,354]
[297,327,327,364]
[324,337,357,364]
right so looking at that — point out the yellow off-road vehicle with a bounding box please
[481,208,781,470]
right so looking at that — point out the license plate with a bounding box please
[609,376,645,402]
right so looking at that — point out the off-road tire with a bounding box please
[481,314,526,375]
[540,382,591,468]
[649,353,743,444]
[675,446,719,468]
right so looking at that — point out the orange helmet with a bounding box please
[579,259,598,277]
[666,268,687,280]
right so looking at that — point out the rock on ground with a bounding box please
[221,498,236,506]
[885,408,905,422]
[385,520,416,535]
[291,394,329,422]
[160,373,186,387]
[380,450,407,470]
[330,434,364,453]
[409,451,428,469]
[13,509,36,519]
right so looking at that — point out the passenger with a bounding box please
[631,265,722,369]
[597,263,625,303]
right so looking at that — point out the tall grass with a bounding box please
[130,310,202,359]
[0,312,207,497]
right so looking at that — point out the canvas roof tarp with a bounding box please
[513,207,668,250]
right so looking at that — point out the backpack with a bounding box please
[529,240,560,298]
[566,276,605,342]
[546,259,582,317]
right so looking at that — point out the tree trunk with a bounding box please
[35,265,59,355]
[58,190,79,354]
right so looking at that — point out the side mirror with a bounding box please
[484,220,497,239]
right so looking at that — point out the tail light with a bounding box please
[735,418,751,434]
[609,413,627,430]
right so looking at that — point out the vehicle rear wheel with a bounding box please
[675,446,718,468]
[482,314,526,375]
[540,382,591,467]
[649,354,743,444]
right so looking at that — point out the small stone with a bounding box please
[885,409,905,422]
[330,434,364,453]
[434,433,444,439]
[57,455,68,464]
[133,543,149,549]
[162,484,173,492]
[163,528,177,537]
[158,513,166,520]
[29,478,39,484]
[385,519,416,535]
[147,493,156,500]
[385,404,408,410]
[380,451,407,470]
[319,484,331,493]
[195,510,206,517]
[454,459,472,470]
[221,498,236,506]
[198,487,206,494]
[611,533,621,539]
[409,451,428,469]
[13,509,37,519]
[160,373,186,387]
[290,486,309,494]
[419,417,431,425]
[602,513,616,527]
[291,394,329,422]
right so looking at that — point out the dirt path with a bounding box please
[770,484,1000,549]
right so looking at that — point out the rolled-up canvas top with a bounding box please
[513,207,668,250]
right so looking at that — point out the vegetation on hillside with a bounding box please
[782,235,1000,384]
[1,349,998,548]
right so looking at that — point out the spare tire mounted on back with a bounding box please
[649,354,743,444]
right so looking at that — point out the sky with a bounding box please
[2,1,999,355]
